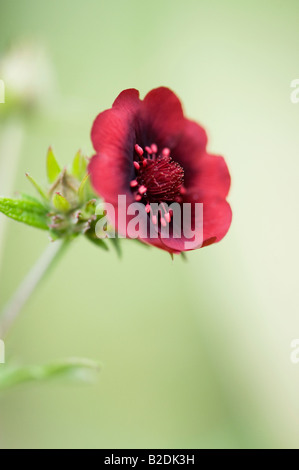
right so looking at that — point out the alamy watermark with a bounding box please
[0,79,5,104]
[290,79,299,104]
[0,339,5,364]
[290,339,299,364]
[95,196,204,251]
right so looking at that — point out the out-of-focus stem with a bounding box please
[0,238,69,338]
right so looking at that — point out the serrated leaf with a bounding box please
[52,192,70,212]
[72,150,87,180]
[0,358,100,391]
[46,147,61,183]
[0,197,49,230]
[25,173,48,201]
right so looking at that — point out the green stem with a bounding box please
[0,238,69,338]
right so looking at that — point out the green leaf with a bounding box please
[110,237,122,258]
[78,174,90,203]
[46,147,61,183]
[85,233,109,251]
[72,150,87,180]
[0,358,100,391]
[18,193,44,204]
[25,173,48,201]
[52,192,70,212]
[83,198,97,216]
[180,252,188,262]
[0,197,49,230]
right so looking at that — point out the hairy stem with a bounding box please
[0,238,69,338]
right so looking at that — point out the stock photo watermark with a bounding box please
[0,339,5,364]
[0,79,5,104]
[290,339,299,364]
[290,79,299,104]
[95,196,204,250]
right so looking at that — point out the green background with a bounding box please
[1,0,299,449]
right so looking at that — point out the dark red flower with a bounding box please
[89,87,232,254]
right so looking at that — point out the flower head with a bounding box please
[89,87,232,253]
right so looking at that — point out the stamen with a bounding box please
[152,215,157,225]
[161,218,167,227]
[139,185,147,195]
[180,185,186,195]
[135,144,144,156]
[131,143,184,213]
[164,212,171,223]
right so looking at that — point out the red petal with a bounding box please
[90,105,137,201]
[202,199,232,244]
[158,198,232,252]
[89,153,132,204]
[141,87,185,147]
[112,88,141,113]
[91,108,131,153]
[186,153,231,200]
[171,119,208,183]
[90,90,142,201]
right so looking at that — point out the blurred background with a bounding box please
[0,0,299,449]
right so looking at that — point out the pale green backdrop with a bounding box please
[0,0,299,449]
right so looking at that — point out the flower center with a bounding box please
[130,143,185,225]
